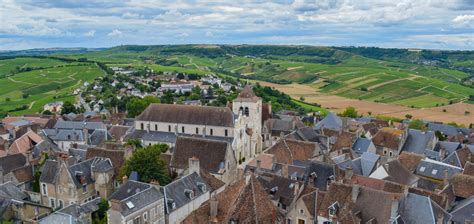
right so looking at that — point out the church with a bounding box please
[127,86,263,163]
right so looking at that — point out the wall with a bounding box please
[167,191,210,224]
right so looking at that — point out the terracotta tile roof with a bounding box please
[362,122,379,136]
[2,116,50,129]
[372,127,404,150]
[264,138,321,165]
[398,151,425,172]
[136,104,234,127]
[247,153,275,170]
[9,130,44,155]
[351,175,404,194]
[353,186,402,223]
[85,147,125,176]
[171,136,229,174]
[456,146,473,168]
[199,169,225,192]
[318,182,355,219]
[332,131,355,152]
[449,174,474,199]
[463,162,474,176]
[182,175,281,223]
[108,125,130,141]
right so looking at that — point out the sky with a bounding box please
[0,0,473,51]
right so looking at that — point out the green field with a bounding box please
[0,45,472,115]
[0,59,104,114]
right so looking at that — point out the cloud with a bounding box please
[107,29,123,37]
[452,14,474,27]
[84,30,96,37]
[205,31,214,37]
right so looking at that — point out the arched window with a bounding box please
[210,129,213,136]
[225,129,228,137]
[155,124,158,131]
[239,106,243,114]
[195,127,199,134]
[244,107,249,117]
[182,126,185,133]
[141,123,144,130]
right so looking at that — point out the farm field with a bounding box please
[0,57,75,78]
[0,62,104,114]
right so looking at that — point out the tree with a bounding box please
[61,101,77,114]
[405,114,413,119]
[160,90,174,104]
[408,119,426,130]
[42,110,52,115]
[126,96,159,118]
[5,97,10,102]
[342,107,358,118]
[120,144,171,184]
[435,130,446,141]
[300,96,305,102]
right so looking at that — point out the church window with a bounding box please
[225,129,228,137]
[155,124,158,131]
[141,123,144,130]
[210,129,213,136]
[244,107,249,117]
[195,127,199,134]
[168,125,171,132]
[182,126,185,133]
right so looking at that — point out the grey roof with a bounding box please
[8,119,32,127]
[58,197,101,218]
[434,141,462,154]
[163,172,210,213]
[40,157,113,187]
[402,129,435,155]
[0,153,27,173]
[39,212,77,224]
[335,158,362,176]
[40,160,59,184]
[304,160,336,191]
[69,148,87,162]
[125,129,233,144]
[450,196,474,223]
[427,123,461,136]
[442,151,463,168]
[399,193,451,224]
[416,158,463,180]
[352,137,373,155]
[0,182,28,201]
[360,152,380,176]
[314,112,342,131]
[108,180,164,217]
[54,120,106,130]
[89,129,110,146]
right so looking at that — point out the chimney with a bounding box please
[189,157,200,176]
[83,128,88,144]
[439,147,446,160]
[403,186,409,197]
[210,195,218,221]
[256,159,261,171]
[345,166,353,182]
[443,170,449,186]
[390,197,400,220]
[122,175,128,184]
[384,163,390,172]
[351,185,360,203]
[110,199,122,212]
[294,181,300,196]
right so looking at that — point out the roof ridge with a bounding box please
[250,176,259,224]
[282,138,294,163]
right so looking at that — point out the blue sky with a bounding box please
[0,0,473,50]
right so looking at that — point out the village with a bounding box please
[0,68,473,223]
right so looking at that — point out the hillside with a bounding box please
[0,45,473,117]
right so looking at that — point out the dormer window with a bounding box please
[197,182,206,192]
[432,169,438,175]
[184,189,194,199]
[329,202,339,216]
[172,202,176,209]
[419,166,426,172]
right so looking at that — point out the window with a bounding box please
[196,127,199,134]
[133,216,140,224]
[299,209,304,214]
[244,107,249,116]
[155,124,158,131]
[141,123,144,130]
[82,185,87,193]
[143,212,148,221]
[225,129,228,137]
[58,200,64,209]
[50,198,55,208]
[182,126,185,133]
[41,183,47,195]
[420,166,426,172]
[298,219,306,224]
[432,169,438,175]
[389,151,393,157]
[151,207,157,219]
[383,150,387,155]
[168,125,171,132]
[210,129,213,136]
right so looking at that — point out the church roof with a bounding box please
[235,86,260,102]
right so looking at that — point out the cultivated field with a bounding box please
[259,81,474,125]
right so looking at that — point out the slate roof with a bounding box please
[314,112,342,131]
[86,147,125,176]
[290,127,321,142]
[416,158,463,181]
[108,180,164,217]
[304,160,336,191]
[54,120,106,130]
[399,193,451,224]
[0,153,27,173]
[401,129,435,155]
[264,118,295,135]
[427,123,462,136]
[11,165,33,183]
[463,162,474,176]
[136,104,234,127]
[450,196,474,223]
[39,160,59,184]
[171,136,229,174]
[353,186,403,223]
[370,160,419,186]
[256,173,300,207]
[352,137,374,155]
[39,212,76,224]
[359,152,380,176]
[434,141,462,155]
[0,182,28,200]
[163,172,210,213]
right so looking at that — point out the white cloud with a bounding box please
[452,14,474,27]
[107,29,123,37]
[205,31,214,37]
[84,30,96,37]
[122,12,140,19]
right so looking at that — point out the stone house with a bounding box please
[108,180,165,224]
[372,127,408,162]
[39,156,114,209]
[0,154,33,190]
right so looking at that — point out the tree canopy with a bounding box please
[126,96,160,117]
[120,144,171,184]
[341,106,358,118]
